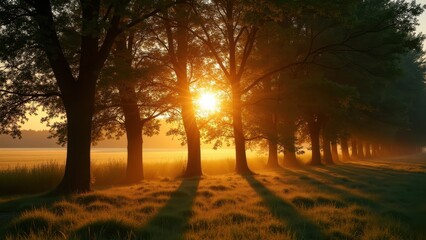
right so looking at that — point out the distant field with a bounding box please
[0,154,425,240]
[0,148,263,169]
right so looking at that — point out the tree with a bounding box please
[160,3,203,177]
[190,0,264,173]
[0,0,174,193]
[93,28,172,183]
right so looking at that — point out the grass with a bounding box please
[0,156,268,195]
[0,154,425,239]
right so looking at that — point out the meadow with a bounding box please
[0,151,425,239]
[0,148,262,194]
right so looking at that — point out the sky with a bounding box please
[20,0,426,131]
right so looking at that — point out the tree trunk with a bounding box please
[351,139,358,158]
[115,35,144,183]
[265,101,279,168]
[181,98,202,177]
[124,121,143,182]
[34,0,125,194]
[166,5,203,177]
[56,83,95,193]
[282,120,299,167]
[340,138,351,161]
[283,144,298,167]
[322,134,334,165]
[364,142,372,159]
[308,117,322,166]
[357,140,365,159]
[119,83,143,182]
[232,89,251,173]
[267,139,279,168]
[331,142,339,162]
[371,143,379,158]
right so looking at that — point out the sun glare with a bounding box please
[196,92,219,115]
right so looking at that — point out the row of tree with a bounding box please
[1,0,425,194]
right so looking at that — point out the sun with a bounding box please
[196,91,219,115]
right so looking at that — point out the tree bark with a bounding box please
[267,139,279,168]
[322,134,334,165]
[281,120,299,167]
[119,83,143,182]
[181,93,202,177]
[308,116,322,166]
[331,142,340,162]
[364,142,372,159]
[232,86,251,173]
[340,138,351,161]
[371,143,379,158]
[351,139,358,159]
[56,79,95,193]
[357,140,365,159]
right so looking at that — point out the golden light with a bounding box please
[195,91,220,116]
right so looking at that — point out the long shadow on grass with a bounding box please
[0,193,63,236]
[308,163,426,237]
[138,177,199,240]
[243,174,326,240]
[287,168,381,208]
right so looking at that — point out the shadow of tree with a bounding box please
[243,174,326,240]
[0,194,63,219]
[284,164,426,238]
[137,177,199,240]
[0,193,64,237]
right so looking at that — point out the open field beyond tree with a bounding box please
[0,154,425,240]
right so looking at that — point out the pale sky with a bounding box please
[417,0,426,35]
[21,0,426,131]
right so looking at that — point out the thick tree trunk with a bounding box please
[176,56,202,178]
[351,139,358,158]
[115,36,144,183]
[308,118,322,166]
[282,121,299,167]
[322,134,334,165]
[232,94,251,173]
[267,139,279,168]
[181,98,202,177]
[124,122,143,182]
[174,65,202,177]
[120,85,143,182]
[56,83,95,193]
[35,0,125,194]
[331,142,339,162]
[283,145,298,167]
[167,5,203,177]
[357,140,365,159]
[365,142,372,159]
[340,138,351,161]
[371,143,379,158]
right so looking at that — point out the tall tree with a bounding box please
[0,0,173,193]
[191,0,262,173]
[161,3,203,177]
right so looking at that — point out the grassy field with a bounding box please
[0,148,262,169]
[0,154,425,240]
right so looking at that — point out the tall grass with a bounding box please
[0,156,270,195]
[0,163,63,195]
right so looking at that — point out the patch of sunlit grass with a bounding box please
[1,154,426,239]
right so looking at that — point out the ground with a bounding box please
[0,155,425,240]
